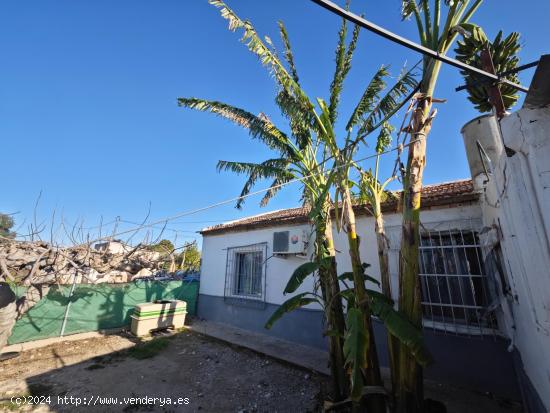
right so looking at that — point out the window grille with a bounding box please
[419,229,498,335]
[224,243,267,304]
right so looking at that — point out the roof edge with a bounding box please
[201,178,477,236]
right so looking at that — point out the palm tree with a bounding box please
[179,1,350,401]
[358,122,399,394]
[180,1,428,409]
[313,64,421,410]
[396,1,484,411]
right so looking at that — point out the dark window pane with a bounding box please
[418,231,494,331]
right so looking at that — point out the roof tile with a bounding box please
[201,179,477,235]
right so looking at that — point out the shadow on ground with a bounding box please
[1,330,324,412]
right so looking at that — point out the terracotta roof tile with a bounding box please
[201,179,477,235]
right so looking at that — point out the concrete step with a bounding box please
[188,319,330,375]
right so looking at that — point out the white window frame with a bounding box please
[224,243,267,302]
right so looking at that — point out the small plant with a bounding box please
[127,337,171,360]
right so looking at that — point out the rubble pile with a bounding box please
[0,240,163,284]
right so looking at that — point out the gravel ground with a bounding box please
[0,329,523,413]
[0,330,326,412]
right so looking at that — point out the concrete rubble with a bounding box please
[0,240,163,285]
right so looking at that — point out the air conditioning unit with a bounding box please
[273,229,307,255]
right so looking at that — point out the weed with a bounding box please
[127,338,170,360]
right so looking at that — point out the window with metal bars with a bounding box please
[224,243,267,302]
[419,229,498,334]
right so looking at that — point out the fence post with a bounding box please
[59,269,78,337]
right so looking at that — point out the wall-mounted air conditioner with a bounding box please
[273,229,307,255]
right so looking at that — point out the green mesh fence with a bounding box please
[8,280,198,345]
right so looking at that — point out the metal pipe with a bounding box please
[310,0,529,93]
[455,60,539,92]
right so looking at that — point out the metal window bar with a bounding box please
[419,228,498,336]
[224,243,267,303]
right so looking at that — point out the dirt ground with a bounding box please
[0,329,524,413]
[0,330,325,412]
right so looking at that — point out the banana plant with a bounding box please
[181,0,421,408]
[357,122,401,396]
[267,258,432,409]
[312,67,418,410]
[180,0,351,401]
[394,2,488,411]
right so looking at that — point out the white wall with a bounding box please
[490,107,550,410]
[200,223,319,309]
[200,203,482,307]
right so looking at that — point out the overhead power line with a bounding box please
[310,0,529,93]
[79,136,423,247]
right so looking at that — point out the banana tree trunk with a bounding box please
[396,61,440,413]
[317,217,348,401]
[342,186,385,412]
[374,200,399,397]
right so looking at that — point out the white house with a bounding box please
[198,180,519,400]
[198,56,550,412]
[459,55,550,413]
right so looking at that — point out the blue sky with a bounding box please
[1,0,548,247]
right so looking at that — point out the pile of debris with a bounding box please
[0,239,164,285]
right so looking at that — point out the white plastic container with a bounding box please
[130,300,187,336]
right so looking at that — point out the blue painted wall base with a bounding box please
[198,293,521,400]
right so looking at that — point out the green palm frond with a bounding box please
[265,292,320,329]
[274,21,314,150]
[316,98,338,153]
[329,12,361,125]
[216,158,289,177]
[209,0,313,110]
[275,89,314,150]
[216,158,290,209]
[178,98,298,157]
[401,0,423,20]
[328,15,347,124]
[346,65,389,132]
[260,172,295,207]
[344,307,369,401]
[278,21,300,84]
[375,122,394,154]
[356,63,419,138]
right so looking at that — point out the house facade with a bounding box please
[198,180,519,399]
[198,56,550,412]
[459,55,550,413]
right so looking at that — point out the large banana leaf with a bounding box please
[178,98,298,158]
[209,0,313,111]
[368,290,433,367]
[307,173,336,223]
[216,159,293,209]
[346,65,389,132]
[329,10,360,125]
[338,272,380,287]
[284,259,330,294]
[264,292,319,329]
[343,307,369,401]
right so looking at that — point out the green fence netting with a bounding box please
[8,280,198,345]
